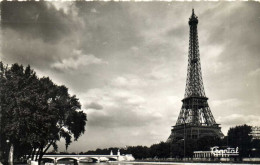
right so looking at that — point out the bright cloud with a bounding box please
[249,68,260,77]
[51,50,106,71]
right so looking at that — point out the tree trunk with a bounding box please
[38,141,53,165]
[28,149,33,160]
[43,141,53,154]
[35,148,40,161]
[38,147,43,165]
[31,148,36,161]
[8,144,14,165]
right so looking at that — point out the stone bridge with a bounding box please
[42,154,119,163]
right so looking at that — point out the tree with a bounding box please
[227,124,252,158]
[197,136,221,151]
[150,142,171,159]
[251,139,260,157]
[126,146,150,159]
[170,138,197,158]
[0,62,87,164]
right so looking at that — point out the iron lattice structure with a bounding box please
[167,9,223,142]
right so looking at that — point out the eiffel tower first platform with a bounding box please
[167,9,224,143]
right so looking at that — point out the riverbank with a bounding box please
[112,161,260,165]
[109,158,260,165]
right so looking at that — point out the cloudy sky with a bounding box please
[1,1,260,152]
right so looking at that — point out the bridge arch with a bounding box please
[56,157,79,162]
[41,157,55,163]
[89,157,100,162]
[108,157,117,161]
[78,157,90,161]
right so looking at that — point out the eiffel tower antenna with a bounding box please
[167,9,223,143]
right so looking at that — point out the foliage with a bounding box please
[150,142,170,158]
[227,124,252,157]
[0,62,87,164]
[196,136,222,151]
[127,146,150,159]
[251,139,260,157]
[171,138,197,158]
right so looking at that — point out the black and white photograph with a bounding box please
[0,1,260,165]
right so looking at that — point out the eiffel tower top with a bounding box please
[189,9,198,25]
[184,9,206,99]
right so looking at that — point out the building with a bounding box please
[194,146,239,158]
[250,126,260,140]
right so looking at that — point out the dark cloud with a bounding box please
[1,2,83,70]
[2,2,81,42]
[74,2,145,56]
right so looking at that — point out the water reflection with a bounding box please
[58,162,127,165]
[79,163,109,165]
[75,162,180,165]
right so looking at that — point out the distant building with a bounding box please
[194,146,239,158]
[249,126,260,140]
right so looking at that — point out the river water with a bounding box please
[57,163,184,165]
[77,162,251,165]
[14,161,255,165]
[78,162,181,165]
[77,162,256,165]
[77,162,257,165]
[79,163,182,165]
[66,162,190,165]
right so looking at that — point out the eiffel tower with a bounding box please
[167,9,224,143]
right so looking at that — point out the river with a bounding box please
[78,161,260,165]
[13,161,259,165]
[53,163,185,165]
[78,162,184,165]
[77,162,255,165]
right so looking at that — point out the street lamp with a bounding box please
[3,140,10,156]
[6,139,10,154]
[182,118,186,160]
[184,124,186,159]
